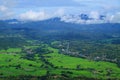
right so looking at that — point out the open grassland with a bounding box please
[0,47,120,80]
[0,53,46,77]
[44,47,120,79]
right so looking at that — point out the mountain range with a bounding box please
[0,13,110,24]
[0,16,120,41]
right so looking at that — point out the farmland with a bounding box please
[0,44,120,80]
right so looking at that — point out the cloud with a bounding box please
[0,0,15,20]
[19,9,120,24]
[61,15,84,23]
[89,11,99,20]
[0,0,17,7]
[73,0,120,13]
[54,8,65,17]
[19,10,50,21]
[0,0,119,22]
[0,0,119,24]
[110,12,120,23]
[0,0,17,20]
[19,9,65,21]
[0,5,14,20]
[0,5,8,12]
[61,11,107,24]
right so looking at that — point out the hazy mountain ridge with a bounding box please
[0,13,114,24]
[0,18,120,39]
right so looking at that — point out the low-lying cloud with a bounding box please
[19,10,50,21]
[19,10,120,24]
[19,9,65,21]
[0,4,120,24]
[61,11,120,24]
[110,12,120,23]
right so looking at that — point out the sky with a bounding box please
[0,0,120,23]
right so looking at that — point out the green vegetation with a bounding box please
[0,53,46,77]
[0,21,120,79]
[0,45,120,80]
[0,48,21,53]
[45,47,120,79]
[51,40,120,67]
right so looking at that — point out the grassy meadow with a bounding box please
[0,46,120,80]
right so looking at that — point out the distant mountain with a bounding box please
[0,13,108,24]
[0,17,120,41]
[3,19,18,22]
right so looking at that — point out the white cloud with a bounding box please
[19,9,65,21]
[0,5,8,12]
[60,11,120,24]
[110,12,120,23]
[89,11,100,20]
[19,10,120,24]
[61,15,84,23]
[61,11,105,24]
[0,5,14,20]
[19,10,50,21]
[0,0,17,20]
[54,8,65,17]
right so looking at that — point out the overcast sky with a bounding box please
[0,0,120,23]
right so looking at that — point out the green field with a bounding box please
[0,48,21,53]
[44,47,120,79]
[0,46,120,80]
[0,53,46,77]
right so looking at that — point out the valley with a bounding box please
[0,20,120,80]
[0,39,120,80]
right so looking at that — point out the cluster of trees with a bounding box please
[22,45,53,60]
[51,40,120,67]
[0,37,27,50]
